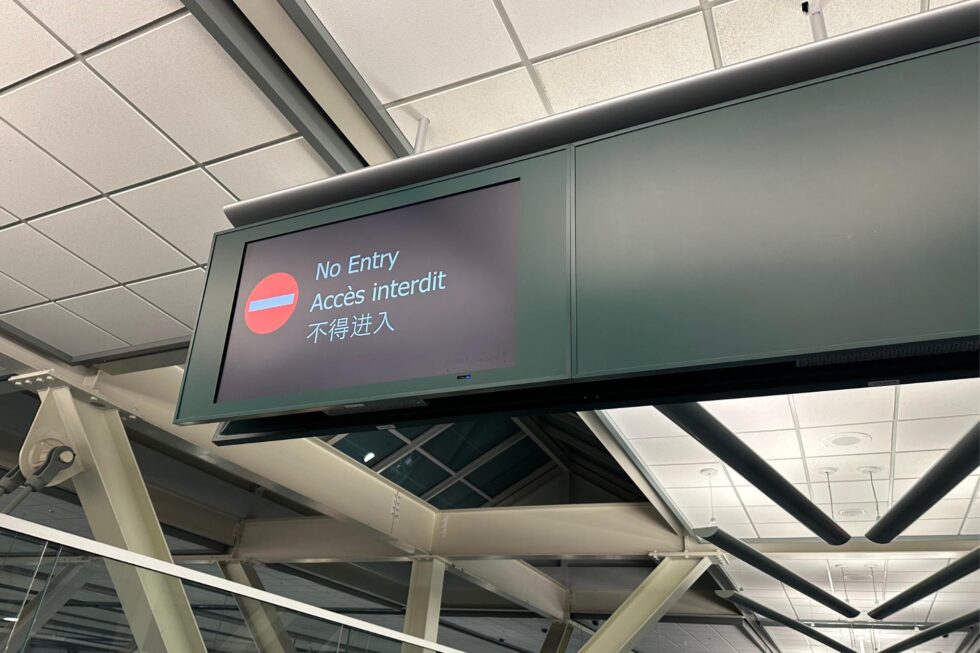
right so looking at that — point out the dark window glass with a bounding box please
[423,418,518,470]
[466,438,547,497]
[429,482,486,509]
[332,430,403,466]
[381,452,449,495]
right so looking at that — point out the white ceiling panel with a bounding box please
[734,429,801,459]
[605,406,689,439]
[127,268,205,328]
[793,386,896,427]
[60,287,188,345]
[810,479,889,504]
[932,0,968,5]
[702,395,794,432]
[896,415,979,452]
[0,208,14,226]
[112,170,233,263]
[899,378,980,420]
[920,498,970,520]
[728,458,807,485]
[894,450,943,479]
[308,0,519,103]
[20,0,182,53]
[389,69,546,151]
[824,0,920,37]
[668,485,742,507]
[0,272,44,313]
[206,138,332,200]
[0,120,97,218]
[0,0,71,90]
[0,64,191,190]
[500,0,698,58]
[536,14,714,114]
[632,436,715,465]
[89,15,294,162]
[0,303,124,356]
[900,518,964,536]
[806,453,891,483]
[650,462,733,488]
[754,522,812,537]
[745,504,795,524]
[736,483,810,506]
[33,199,191,282]
[799,421,893,457]
[0,224,112,298]
[713,0,813,65]
[962,517,979,535]
[893,475,977,501]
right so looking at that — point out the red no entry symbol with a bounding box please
[244,272,299,334]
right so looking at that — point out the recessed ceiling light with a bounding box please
[821,431,871,449]
[838,507,868,518]
[2,617,16,622]
[363,452,376,463]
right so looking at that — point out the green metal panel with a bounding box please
[573,44,980,378]
[176,150,570,424]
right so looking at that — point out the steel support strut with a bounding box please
[26,386,206,652]
[219,561,298,653]
[579,557,711,653]
[403,558,446,653]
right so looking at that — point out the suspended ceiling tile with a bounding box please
[900,518,963,537]
[650,462,734,488]
[745,504,795,524]
[0,1,72,90]
[898,378,980,420]
[735,429,801,459]
[736,482,810,506]
[896,415,979,452]
[893,449,943,478]
[606,406,689,439]
[810,479,889,503]
[932,0,968,5]
[0,224,112,298]
[893,475,976,501]
[668,485,741,507]
[89,15,294,162]
[388,69,546,151]
[112,170,233,263]
[727,458,807,485]
[308,0,519,103]
[0,64,191,190]
[60,287,188,345]
[20,0,182,53]
[0,208,14,227]
[819,501,887,522]
[919,498,970,521]
[33,199,191,282]
[824,0,920,37]
[536,14,714,114]
[703,395,795,432]
[500,0,698,58]
[632,436,715,465]
[806,452,891,482]
[799,421,893,457]
[963,517,979,535]
[0,121,97,218]
[0,303,124,356]
[793,386,896,428]
[206,138,333,200]
[713,0,813,66]
[128,268,206,328]
[0,273,45,313]
[754,522,812,537]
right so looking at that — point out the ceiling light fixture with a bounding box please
[876,610,979,653]
[822,432,871,449]
[695,526,859,617]
[716,591,856,653]
[838,508,868,519]
[865,423,979,543]
[363,452,375,463]
[868,548,980,620]
[659,402,850,545]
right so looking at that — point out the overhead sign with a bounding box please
[216,181,522,403]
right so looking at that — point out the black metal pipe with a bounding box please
[877,610,980,653]
[869,548,980,620]
[866,423,980,543]
[716,591,855,653]
[660,403,850,545]
[697,526,859,618]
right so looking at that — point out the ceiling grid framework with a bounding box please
[0,0,336,360]
[306,0,965,151]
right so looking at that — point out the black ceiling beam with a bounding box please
[661,402,850,545]
[877,610,980,653]
[869,548,980,620]
[716,591,856,653]
[696,526,859,618]
[866,422,979,543]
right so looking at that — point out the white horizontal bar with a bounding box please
[0,513,462,653]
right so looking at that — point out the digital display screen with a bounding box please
[216,181,521,403]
